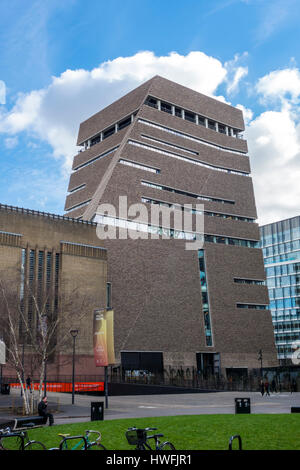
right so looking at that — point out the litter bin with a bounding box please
[91,401,104,421]
[1,384,10,395]
[235,397,250,414]
[291,407,300,413]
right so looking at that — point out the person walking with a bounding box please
[271,378,277,393]
[265,380,270,396]
[260,379,265,396]
[26,376,32,393]
[38,396,54,426]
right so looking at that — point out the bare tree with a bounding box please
[0,274,92,411]
[0,278,31,414]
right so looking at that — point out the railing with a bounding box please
[3,366,299,393]
[0,203,96,226]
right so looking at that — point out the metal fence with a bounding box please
[2,366,300,393]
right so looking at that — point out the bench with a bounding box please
[15,415,48,429]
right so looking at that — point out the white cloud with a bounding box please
[225,53,248,95]
[256,68,300,105]
[0,51,242,173]
[236,104,253,125]
[246,68,300,225]
[4,136,18,149]
[0,80,6,104]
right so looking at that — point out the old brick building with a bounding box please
[0,204,107,377]
[63,76,278,378]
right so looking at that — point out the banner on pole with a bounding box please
[106,309,116,365]
[93,309,115,367]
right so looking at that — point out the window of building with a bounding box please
[73,146,119,171]
[237,303,267,309]
[175,107,182,117]
[103,126,115,139]
[141,134,199,156]
[140,196,253,223]
[138,119,248,156]
[198,116,206,126]
[218,124,226,134]
[141,180,235,205]
[69,184,86,194]
[145,96,158,108]
[198,250,213,346]
[161,101,172,114]
[129,140,249,176]
[184,110,196,123]
[234,278,265,285]
[118,116,132,131]
[119,159,160,174]
[208,120,216,130]
[91,135,101,146]
[20,248,26,304]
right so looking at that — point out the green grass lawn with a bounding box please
[12,414,300,450]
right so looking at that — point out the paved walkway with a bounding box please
[1,388,300,426]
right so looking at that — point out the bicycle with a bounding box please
[125,427,175,450]
[49,429,106,450]
[0,425,46,450]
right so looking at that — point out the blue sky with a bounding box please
[1,0,300,224]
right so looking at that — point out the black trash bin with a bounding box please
[1,384,10,395]
[235,397,250,414]
[91,401,104,421]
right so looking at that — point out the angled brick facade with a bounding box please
[62,76,278,376]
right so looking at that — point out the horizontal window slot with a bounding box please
[128,140,249,176]
[141,134,199,156]
[119,159,160,174]
[65,199,91,212]
[141,197,254,222]
[138,119,248,157]
[68,183,86,194]
[73,146,119,171]
[237,304,268,309]
[144,95,244,140]
[141,180,235,205]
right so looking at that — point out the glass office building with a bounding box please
[260,216,300,363]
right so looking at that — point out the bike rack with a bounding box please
[228,434,242,450]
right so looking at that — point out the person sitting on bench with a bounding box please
[38,396,54,426]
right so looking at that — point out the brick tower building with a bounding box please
[64,75,278,378]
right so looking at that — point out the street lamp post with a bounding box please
[21,341,25,397]
[70,329,79,405]
[258,349,263,377]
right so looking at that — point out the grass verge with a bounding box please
[10,414,300,450]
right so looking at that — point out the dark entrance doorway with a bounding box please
[121,351,164,377]
[226,368,248,381]
[196,352,220,378]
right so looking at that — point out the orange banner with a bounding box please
[10,382,104,392]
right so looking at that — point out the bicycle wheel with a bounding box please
[159,441,176,450]
[0,435,24,450]
[24,440,47,450]
[88,442,106,450]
